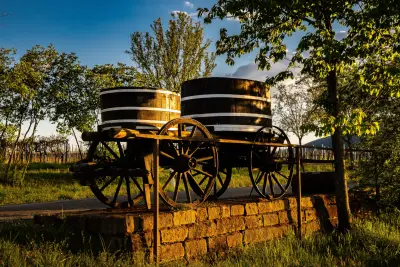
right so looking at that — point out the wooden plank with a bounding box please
[296,147,302,239]
[152,139,160,264]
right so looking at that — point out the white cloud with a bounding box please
[171,10,197,17]
[226,12,240,21]
[184,1,194,8]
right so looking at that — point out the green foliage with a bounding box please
[357,96,400,206]
[126,12,216,92]
[200,0,400,135]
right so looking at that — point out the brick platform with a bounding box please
[34,195,338,263]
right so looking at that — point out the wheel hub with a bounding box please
[173,154,197,172]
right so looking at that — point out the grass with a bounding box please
[0,163,337,206]
[0,212,400,266]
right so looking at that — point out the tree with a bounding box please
[126,12,216,92]
[273,82,314,147]
[200,0,400,232]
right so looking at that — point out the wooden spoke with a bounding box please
[262,172,268,195]
[276,171,289,180]
[196,156,214,162]
[255,170,264,184]
[187,172,204,197]
[131,177,144,194]
[101,141,120,159]
[173,173,182,202]
[198,174,208,186]
[112,176,124,204]
[160,151,175,160]
[99,176,117,191]
[268,173,274,196]
[189,142,204,157]
[117,141,124,157]
[271,173,285,192]
[192,168,213,178]
[217,173,224,186]
[163,171,176,190]
[125,176,132,206]
[182,173,192,203]
[190,125,197,138]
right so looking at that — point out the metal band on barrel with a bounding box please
[101,107,181,113]
[101,119,168,125]
[181,113,272,119]
[181,94,270,102]
[100,89,180,96]
[205,125,272,132]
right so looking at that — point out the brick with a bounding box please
[215,217,245,235]
[245,203,259,215]
[245,215,263,229]
[208,236,227,250]
[319,195,336,206]
[185,239,207,259]
[196,207,208,222]
[188,221,217,238]
[141,216,153,231]
[227,232,243,248]
[263,213,279,226]
[244,225,288,244]
[221,205,230,218]
[231,205,245,216]
[159,213,174,228]
[125,216,137,234]
[143,231,160,247]
[279,210,298,224]
[244,227,270,244]
[174,210,196,226]
[161,227,188,243]
[137,214,172,231]
[208,206,221,220]
[65,216,86,232]
[130,234,143,251]
[326,205,338,219]
[304,209,317,222]
[161,243,185,262]
[303,221,320,236]
[286,198,297,210]
[301,197,314,208]
[257,200,285,214]
[98,216,127,235]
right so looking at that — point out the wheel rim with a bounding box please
[158,118,218,208]
[86,140,148,208]
[209,167,232,199]
[248,126,294,200]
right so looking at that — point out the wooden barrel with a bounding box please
[100,87,181,131]
[181,77,271,139]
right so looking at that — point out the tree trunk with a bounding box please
[72,128,83,160]
[327,69,352,232]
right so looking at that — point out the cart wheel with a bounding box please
[86,140,149,208]
[158,118,218,208]
[248,126,295,200]
[209,167,232,199]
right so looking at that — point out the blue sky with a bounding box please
[2,0,328,144]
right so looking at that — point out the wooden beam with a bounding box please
[152,139,160,264]
[296,147,302,239]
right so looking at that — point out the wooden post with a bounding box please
[296,146,302,239]
[152,139,160,264]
